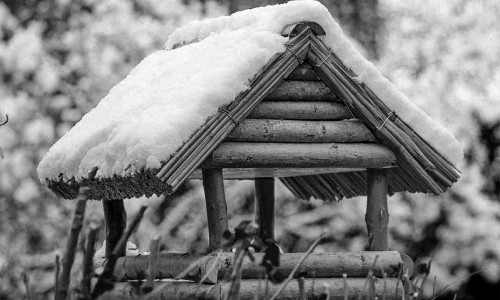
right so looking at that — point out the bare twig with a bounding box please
[224,244,247,300]
[199,250,222,285]
[416,273,428,300]
[54,254,60,295]
[432,276,436,296]
[311,270,316,297]
[269,231,325,300]
[141,236,161,294]
[56,187,90,300]
[0,114,8,126]
[255,274,262,300]
[394,263,404,300]
[91,204,148,299]
[382,271,388,300]
[430,270,481,300]
[322,283,330,300]
[298,277,305,300]
[343,274,349,300]
[79,224,99,300]
[359,255,379,300]
[265,275,269,300]
[22,270,30,300]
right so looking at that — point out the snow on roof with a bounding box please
[38,0,462,184]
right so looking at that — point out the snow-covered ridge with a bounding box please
[38,0,462,184]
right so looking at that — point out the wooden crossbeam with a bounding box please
[201,142,396,169]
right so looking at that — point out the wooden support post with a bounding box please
[254,178,275,241]
[365,169,389,251]
[102,200,127,257]
[202,168,229,251]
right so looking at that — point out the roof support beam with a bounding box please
[365,168,389,251]
[202,168,229,251]
[204,142,396,169]
[254,178,275,241]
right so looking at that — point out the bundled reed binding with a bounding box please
[218,107,239,125]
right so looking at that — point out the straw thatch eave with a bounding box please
[46,23,460,202]
[46,25,314,200]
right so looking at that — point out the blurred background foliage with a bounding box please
[0,0,499,299]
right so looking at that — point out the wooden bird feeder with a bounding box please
[43,20,460,300]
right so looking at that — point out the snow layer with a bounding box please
[38,0,462,183]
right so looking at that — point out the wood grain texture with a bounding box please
[106,278,403,300]
[366,168,390,251]
[112,251,407,281]
[188,167,363,179]
[254,178,275,241]
[247,101,351,120]
[285,63,321,81]
[223,278,402,300]
[202,168,229,251]
[206,142,397,169]
[113,252,218,283]
[265,80,336,101]
[226,119,376,143]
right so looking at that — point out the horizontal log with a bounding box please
[222,278,403,300]
[286,63,321,81]
[113,251,408,281]
[103,281,220,300]
[203,143,397,169]
[248,101,351,120]
[266,80,336,101]
[188,167,362,179]
[226,119,376,143]
[113,252,218,283]
[221,251,404,279]
[105,278,403,300]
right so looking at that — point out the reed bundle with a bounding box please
[281,34,459,201]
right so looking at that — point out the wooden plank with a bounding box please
[188,167,363,179]
[112,251,408,281]
[204,143,397,169]
[226,119,376,143]
[202,168,229,251]
[285,63,321,81]
[265,80,336,101]
[366,169,390,251]
[107,278,403,300]
[102,200,127,257]
[248,101,351,120]
[254,178,275,241]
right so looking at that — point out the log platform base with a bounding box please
[103,278,403,300]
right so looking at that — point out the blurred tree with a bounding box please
[223,0,381,59]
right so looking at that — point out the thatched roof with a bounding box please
[42,21,460,201]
